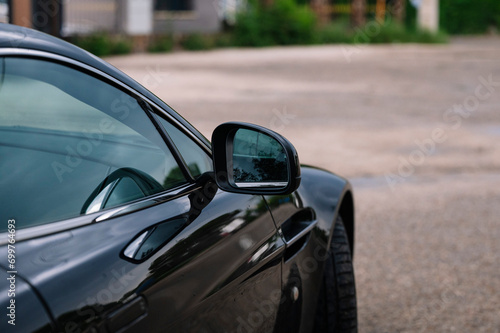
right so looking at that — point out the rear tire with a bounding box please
[314,215,357,332]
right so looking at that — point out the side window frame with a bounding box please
[138,100,195,183]
[148,103,213,180]
[0,52,204,240]
[66,57,204,194]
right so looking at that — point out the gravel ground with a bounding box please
[107,37,500,332]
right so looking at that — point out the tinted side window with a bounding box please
[0,57,186,231]
[155,115,213,178]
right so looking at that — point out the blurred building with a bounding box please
[3,0,230,37]
[153,0,221,34]
[0,0,8,24]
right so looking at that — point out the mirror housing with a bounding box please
[211,122,301,195]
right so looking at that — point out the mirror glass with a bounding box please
[232,129,288,188]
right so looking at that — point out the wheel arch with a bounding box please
[338,190,355,257]
[295,166,355,257]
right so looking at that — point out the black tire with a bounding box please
[314,215,357,333]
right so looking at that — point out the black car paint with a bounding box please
[0,24,354,333]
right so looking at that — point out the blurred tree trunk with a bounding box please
[32,0,63,37]
[311,0,330,25]
[10,0,32,28]
[376,0,386,23]
[391,0,406,23]
[351,0,366,27]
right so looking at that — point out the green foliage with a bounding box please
[440,0,500,34]
[233,0,316,47]
[364,21,408,43]
[72,33,132,57]
[72,33,110,56]
[213,33,236,48]
[313,19,447,45]
[180,34,214,51]
[412,29,449,44]
[232,0,445,47]
[405,0,418,31]
[360,21,448,44]
[112,38,133,55]
[148,35,174,53]
[315,19,354,44]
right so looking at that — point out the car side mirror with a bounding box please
[211,122,301,195]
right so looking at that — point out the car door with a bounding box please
[0,55,285,333]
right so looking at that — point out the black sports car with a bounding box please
[0,24,356,333]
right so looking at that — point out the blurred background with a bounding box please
[2,0,499,53]
[3,1,500,332]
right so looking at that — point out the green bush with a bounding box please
[440,0,500,34]
[234,0,316,47]
[72,33,111,56]
[315,19,353,44]
[364,21,408,43]
[181,34,214,51]
[72,33,132,56]
[233,0,445,47]
[413,29,449,44]
[148,35,174,53]
[233,6,269,47]
[111,38,133,55]
[314,19,447,45]
[213,33,235,48]
[405,0,418,31]
[350,20,448,44]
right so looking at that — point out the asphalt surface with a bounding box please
[107,37,500,332]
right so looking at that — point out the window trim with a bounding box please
[149,104,213,181]
[139,99,195,183]
[0,49,212,243]
[0,182,203,245]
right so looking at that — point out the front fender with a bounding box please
[264,165,354,255]
[296,165,354,255]
[264,166,355,333]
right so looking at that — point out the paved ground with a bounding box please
[107,37,500,332]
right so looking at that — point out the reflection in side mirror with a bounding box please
[211,122,301,195]
[233,129,288,188]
